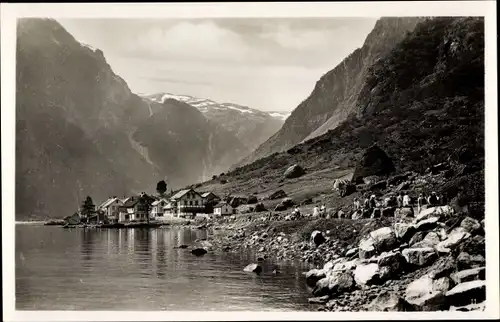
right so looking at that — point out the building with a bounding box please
[118,196,149,222]
[97,197,123,223]
[201,192,221,213]
[213,202,233,216]
[169,188,205,218]
[150,198,170,221]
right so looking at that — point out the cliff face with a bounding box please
[15,18,247,220]
[234,17,426,169]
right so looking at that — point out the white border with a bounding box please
[1,2,498,321]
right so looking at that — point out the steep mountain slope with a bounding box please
[235,17,427,169]
[15,18,248,220]
[193,17,484,213]
[141,93,287,151]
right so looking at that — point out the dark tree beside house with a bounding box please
[80,196,95,224]
[138,194,153,224]
[156,180,167,196]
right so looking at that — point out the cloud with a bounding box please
[138,75,213,86]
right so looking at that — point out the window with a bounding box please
[195,200,198,206]
[189,201,193,206]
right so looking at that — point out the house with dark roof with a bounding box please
[97,197,123,223]
[150,198,170,221]
[118,196,149,222]
[168,188,205,218]
[213,202,233,216]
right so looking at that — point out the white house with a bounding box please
[169,188,205,218]
[213,202,233,216]
[97,197,123,223]
[150,198,169,221]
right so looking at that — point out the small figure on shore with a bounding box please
[312,205,320,217]
[363,195,370,209]
[369,195,377,209]
[417,193,426,214]
[320,204,326,218]
[397,192,403,208]
[353,198,360,211]
[428,191,438,206]
[403,193,411,207]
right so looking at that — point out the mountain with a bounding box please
[15,18,248,220]
[140,93,288,151]
[193,17,484,215]
[234,17,427,169]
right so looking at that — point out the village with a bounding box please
[60,181,235,228]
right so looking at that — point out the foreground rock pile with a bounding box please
[303,206,485,312]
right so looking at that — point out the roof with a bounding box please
[171,188,201,200]
[152,198,168,206]
[214,202,231,208]
[123,197,140,207]
[201,192,219,198]
[100,197,121,209]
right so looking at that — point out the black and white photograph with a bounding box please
[1,2,498,321]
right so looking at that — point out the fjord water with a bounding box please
[16,225,313,311]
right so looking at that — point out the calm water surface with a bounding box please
[16,225,315,311]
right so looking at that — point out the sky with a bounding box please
[58,18,378,112]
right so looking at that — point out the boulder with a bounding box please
[305,269,327,287]
[409,231,425,247]
[415,206,454,223]
[402,247,438,267]
[345,247,359,257]
[412,232,441,248]
[191,248,208,256]
[254,202,266,212]
[352,145,395,183]
[381,207,396,217]
[404,274,451,311]
[312,271,355,297]
[247,195,258,204]
[435,227,471,254]
[395,207,414,220]
[269,190,287,200]
[333,259,360,272]
[310,231,326,247]
[450,267,485,284]
[429,256,457,279]
[354,263,381,286]
[370,180,387,191]
[243,263,262,274]
[284,164,305,179]
[358,236,377,260]
[460,217,481,234]
[367,290,408,311]
[377,251,405,267]
[274,198,295,211]
[369,227,398,253]
[445,280,486,307]
[238,205,255,214]
[393,223,417,242]
[308,295,330,304]
[396,181,411,192]
[415,217,439,231]
[387,173,409,186]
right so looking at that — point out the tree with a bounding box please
[156,180,167,196]
[80,196,95,224]
[138,194,153,224]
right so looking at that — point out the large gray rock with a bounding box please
[269,189,287,200]
[393,223,417,242]
[370,227,398,253]
[460,216,481,233]
[435,227,471,254]
[367,290,408,311]
[415,217,439,231]
[354,263,380,286]
[191,248,208,256]
[305,268,326,287]
[445,280,486,307]
[312,271,354,297]
[404,274,451,311]
[395,207,414,220]
[243,263,262,274]
[412,232,441,248]
[284,164,305,179]
[402,247,438,267]
[414,206,454,223]
[310,230,326,247]
[358,236,377,259]
[450,267,485,284]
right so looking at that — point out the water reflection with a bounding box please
[16,226,314,311]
